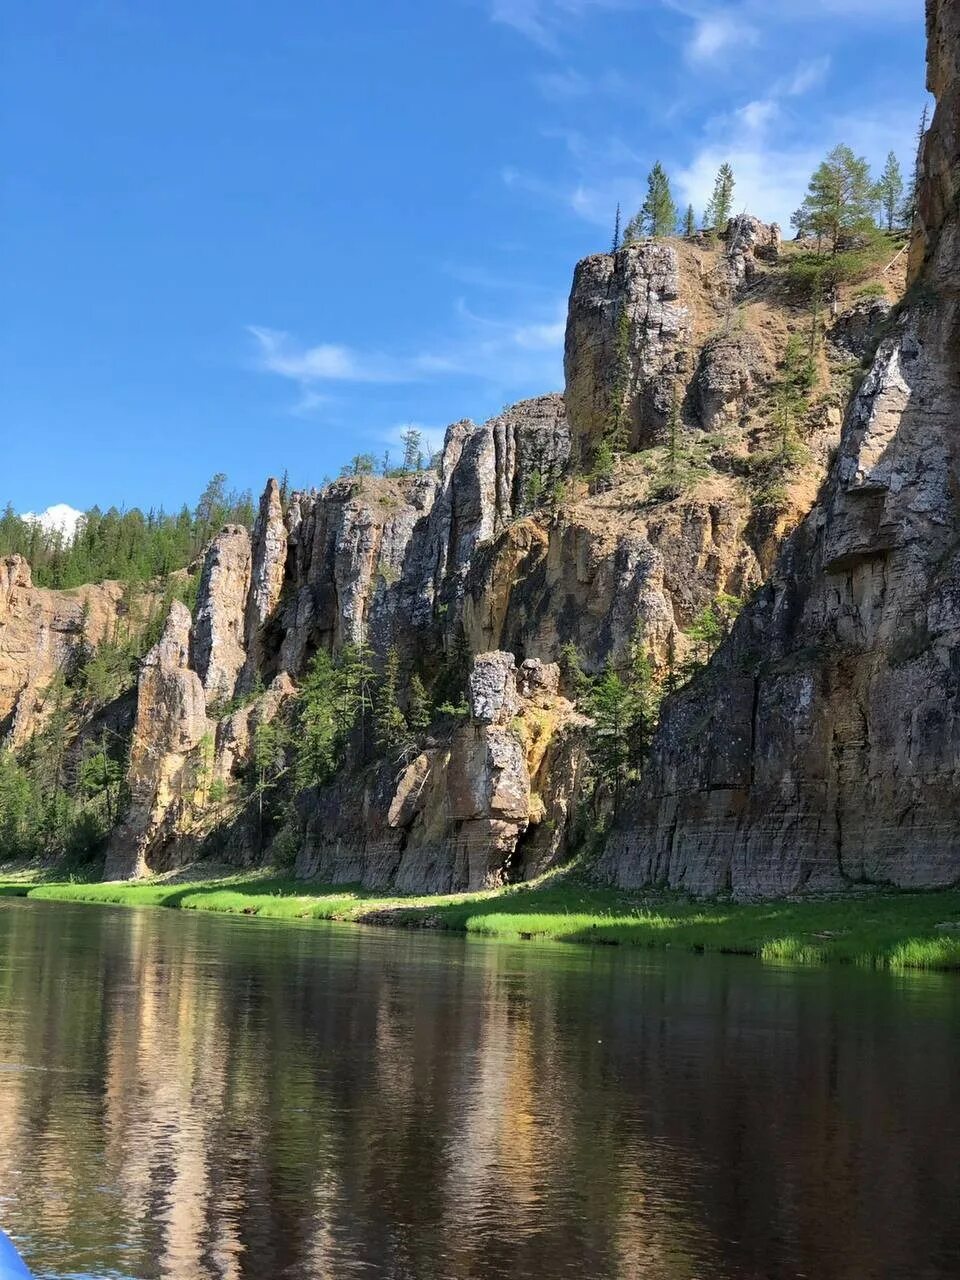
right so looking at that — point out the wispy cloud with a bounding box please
[249,297,567,417]
[685,11,758,64]
[489,0,638,49]
[778,55,831,97]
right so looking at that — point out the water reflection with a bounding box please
[0,899,958,1279]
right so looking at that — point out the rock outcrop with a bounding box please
[0,554,142,745]
[564,242,690,457]
[295,650,585,893]
[192,526,252,706]
[600,0,960,897]
[104,603,211,880]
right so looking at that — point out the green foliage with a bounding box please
[373,647,412,758]
[14,874,960,973]
[340,454,376,478]
[524,469,545,512]
[681,593,742,678]
[682,203,696,237]
[610,202,621,253]
[791,144,876,252]
[565,627,663,813]
[293,651,339,789]
[874,150,904,232]
[704,163,735,232]
[640,161,678,238]
[400,427,424,473]
[0,474,253,590]
[899,105,929,229]
[774,334,815,463]
[853,282,887,301]
[407,674,432,735]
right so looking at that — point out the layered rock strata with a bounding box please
[600,0,960,897]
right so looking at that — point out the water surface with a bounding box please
[0,898,958,1279]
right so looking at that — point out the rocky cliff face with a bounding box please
[5,46,924,892]
[0,554,147,746]
[600,0,960,897]
[295,651,584,892]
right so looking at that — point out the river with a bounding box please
[0,898,958,1279]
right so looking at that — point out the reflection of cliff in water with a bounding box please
[1,901,959,1279]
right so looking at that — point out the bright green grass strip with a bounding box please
[3,871,960,972]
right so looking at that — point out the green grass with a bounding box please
[2,868,959,972]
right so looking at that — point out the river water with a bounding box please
[0,899,958,1280]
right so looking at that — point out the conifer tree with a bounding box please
[793,145,875,253]
[899,104,929,229]
[373,647,411,757]
[611,203,622,253]
[874,152,904,232]
[623,212,644,244]
[294,649,338,788]
[641,162,678,238]
[704,163,735,232]
[400,427,423,473]
[683,203,696,237]
[407,674,432,735]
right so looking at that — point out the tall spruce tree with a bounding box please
[874,151,904,232]
[641,162,678,238]
[683,203,696,237]
[704,163,735,232]
[373,647,411,757]
[611,203,622,253]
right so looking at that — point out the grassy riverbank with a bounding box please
[2,868,960,971]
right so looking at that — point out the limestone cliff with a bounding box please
[0,554,152,746]
[2,43,922,892]
[600,0,960,896]
[295,651,584,892]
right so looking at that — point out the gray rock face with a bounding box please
[829,298,893,359]
[600,0,960,897]
[564,242,690,457]
[468,651,520,724]
[104,603,211,881]
[239,478,287,691]
[296,651,584,894]
[696,332,767,432]
[192,525,252,705]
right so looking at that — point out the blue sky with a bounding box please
[4,0,926,515]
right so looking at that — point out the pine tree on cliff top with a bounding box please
[641,162,678,238]
[611,202,622,253]
[704,163,735,233]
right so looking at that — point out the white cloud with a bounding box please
[686,12,758,63]
[250,297,567,417]
[735,98,778,132]
[21,504,85,543]
[248,326,419,384]
[779,55,831,97]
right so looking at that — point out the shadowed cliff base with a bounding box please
[4,868,960,972]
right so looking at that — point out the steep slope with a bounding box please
[600,0,960,896]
